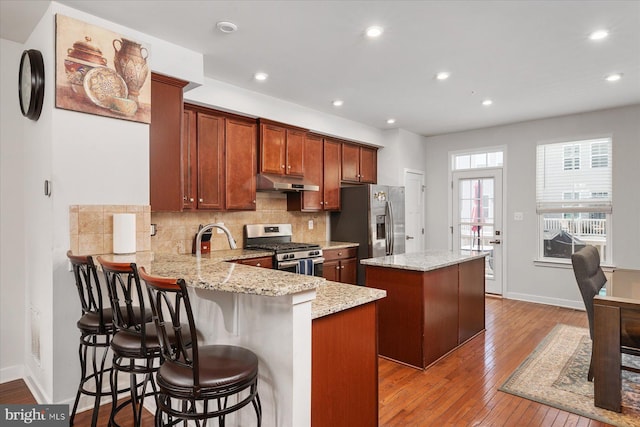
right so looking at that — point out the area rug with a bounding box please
[499,324,640,427]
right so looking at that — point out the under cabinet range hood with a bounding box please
[256,174,320,192]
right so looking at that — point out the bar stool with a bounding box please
[67,251,114,427]
[139,266,262,426]
[97,257,164,427]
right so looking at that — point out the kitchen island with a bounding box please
[97,251,385,427]
[362,250,486,369]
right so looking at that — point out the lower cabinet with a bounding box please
[322,247,357,284]
[312,302,378,427]
[235,256,273,269]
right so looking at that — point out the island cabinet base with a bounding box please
[312,302,378,427]
[365,257,485,369]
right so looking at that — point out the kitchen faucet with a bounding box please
[195,223,237,257]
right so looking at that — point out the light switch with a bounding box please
[308,220,314,230]
[514,212,524,221]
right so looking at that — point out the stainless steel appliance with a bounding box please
[330,185,405,285]
[244,224,324,277]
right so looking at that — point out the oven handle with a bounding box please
[278,257,325,269]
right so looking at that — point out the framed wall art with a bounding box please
[55,14,151,123]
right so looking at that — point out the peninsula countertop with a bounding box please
[361,250,487,272]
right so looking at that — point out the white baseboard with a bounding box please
[0,365,24,384]
[505,292,585,311]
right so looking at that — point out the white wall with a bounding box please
[377,128,428,186]
[0,39,27,383]
[425,105,640,308]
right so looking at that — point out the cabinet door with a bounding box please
[341,143,361,183]
[340,258,358,285]
[197,113,225,210]
[323,139,341,210]
[182,109,197,210]
[285,129,305,176]
[359,146,377,184]
[226,118,257,210]
[260,124,286,175]
[323,259,340,282]
[149,74,187,212]
[301,134,323,210]
[239,256,273,269]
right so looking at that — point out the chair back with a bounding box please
[138,267,199,386]
[571,245,607,339]
[97,257,150,349]
[67,251,108,333]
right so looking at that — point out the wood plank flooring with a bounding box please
[0,297,611,426]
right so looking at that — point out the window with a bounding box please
[536,138,612,263]
[563,144,580,170]
[453,150,503,171]
[591,141,609,168]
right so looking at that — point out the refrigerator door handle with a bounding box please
[385,202,395,255]
[384,201,390,255]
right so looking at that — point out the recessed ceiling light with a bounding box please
[589,29,609,41]
[386,118,396,124]
[605,73,622,82]
[365,26,384,38]
[436,72,450,80]
[216,21,238,33]
[482,99,493,106]
[332,99,344,107]
[254,72,268,81]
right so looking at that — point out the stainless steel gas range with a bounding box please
[244,224,324,277]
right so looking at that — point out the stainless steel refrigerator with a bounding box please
[330,184,405,285]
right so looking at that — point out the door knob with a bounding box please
[489,240,501,244]
[406,236,414,240]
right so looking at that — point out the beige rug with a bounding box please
[499,324,640,427]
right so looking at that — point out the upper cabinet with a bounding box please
[341,142,377,184]
[150,83,256,212]
[287,134,341,212]
[150,73,188,212]
[259,120,306,176]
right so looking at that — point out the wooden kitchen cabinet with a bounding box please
[259,120,306,176]
[225,118,257,210]
[149,73,189,212]
[323,247,357,284]
[236,256,273,268]
[287,134,342,212]
[196,111,225,210]
[341,142,377,184]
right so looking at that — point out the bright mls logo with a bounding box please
[1,405,67,426]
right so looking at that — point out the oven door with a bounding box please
[277,257,324,277]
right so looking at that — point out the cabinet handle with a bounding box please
[199,198,203,203]
[288,165,291,169]
[341,265,345,269]
[183,196,187,201]
[338,252,342,256]
[281,165,285,169]
[320,201,324,205]
[190,198,194,202]
[336,266,340,270]
[256,263,261,267]
[253,200,256,204]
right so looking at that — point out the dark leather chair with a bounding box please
[138,266,262,426]
[67,251,116,426]
[96,257,160,427]
[571,245,640,382]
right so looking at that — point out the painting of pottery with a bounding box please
[55,14,151,124]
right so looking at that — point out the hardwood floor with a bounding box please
[378,297,610,426]
[0,297,611,426]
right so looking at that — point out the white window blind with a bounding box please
[536,138,612,214]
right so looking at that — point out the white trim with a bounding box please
[0,365,24,384]
[504,292,584,311]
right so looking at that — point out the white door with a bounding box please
[452,169,503,295]
[404,169,425,253]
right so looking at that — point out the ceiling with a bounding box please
[2,0,639,137]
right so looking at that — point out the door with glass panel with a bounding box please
[453,169,503,295]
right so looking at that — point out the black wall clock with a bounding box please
[19,49,45,121]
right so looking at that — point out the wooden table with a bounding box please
[593,272,640,412]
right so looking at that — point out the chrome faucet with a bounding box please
[195,223,237,257]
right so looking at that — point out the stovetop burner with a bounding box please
[246,242,321,253]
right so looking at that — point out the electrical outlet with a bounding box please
[308,220,314,230]
[514,212,524,221]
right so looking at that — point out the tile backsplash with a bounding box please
[69,205,151,255]
[151,192,327,254]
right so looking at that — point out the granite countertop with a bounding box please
[360,250,487,272]
[97,252,325,297]
[312,281,386,320]
[316,241,359,250]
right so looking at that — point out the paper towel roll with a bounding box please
[113,213,136,254]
